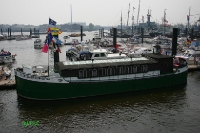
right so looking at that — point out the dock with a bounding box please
[0,76,16,89]
[188,65,200,71]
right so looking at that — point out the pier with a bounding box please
[0,76,15,89]
[188,65,200,71]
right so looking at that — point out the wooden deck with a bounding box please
[0,76,16,89]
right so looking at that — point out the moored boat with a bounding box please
[175,39,200,65]
[0,49,16,64]
[34,39,43,49]
[14,52,188,100]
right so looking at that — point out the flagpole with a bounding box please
[48,41,49,77]
[48,17,50,77]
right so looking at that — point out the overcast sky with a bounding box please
[0,0,200,26]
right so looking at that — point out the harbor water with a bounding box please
[0,32,200,133]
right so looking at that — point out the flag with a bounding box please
[42,44,48,53]
[58,29,62,34]
[116,44,119,49]
[57,47,61,53]
[187,15,190,21]
[51,40,62,53]
[42,29,53,53]
[53,37,63,45]
[49,18,56,26]
[49,28,60,35]
[186,38,191,45]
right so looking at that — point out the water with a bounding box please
[0,32,200,133]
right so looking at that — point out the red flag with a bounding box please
[57,47,61,53]
[116,44,119,49]
[42,44,48,53]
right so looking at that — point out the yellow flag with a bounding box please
[50,28,61,35]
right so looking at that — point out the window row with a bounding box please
[79,65,148,78]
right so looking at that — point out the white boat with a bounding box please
[34,39,43,49]
[153,36,172,49]
[66,41,127,61]
[175,40,200,65]
[63,35,70,39]
[0,49,16,64]
[64,39,79,45]
[128,47,154,58]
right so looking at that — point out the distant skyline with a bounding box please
[1,0,200,26]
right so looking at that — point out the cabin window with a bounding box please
[79,70,84,78]
[109,67,112,75]
[144,65,148,72]
[94,54,99,57]
[92,69,97,77]
[141,65,144,72]
[103,68,108,76]
[127,66,132,74]
[123,66,127,74]
[98,69,103,76]
[84,69,87,77]
[117,67,124,75]
[106,68,109,75]
[141,65,148,72]
[101,53,106,57]
[119,67,123,74]
[133,66,137,73]
[111,67,115,75]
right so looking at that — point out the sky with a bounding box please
[0,0,200,26]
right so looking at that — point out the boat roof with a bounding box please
[57,57,157,70]
[145,53,173,59]
[78,51,92,55]
[90,49,107,53]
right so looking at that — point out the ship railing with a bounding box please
[65,71,160,82]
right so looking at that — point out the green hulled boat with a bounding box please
[14,53,188,100]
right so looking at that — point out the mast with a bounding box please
[147,9,151,31]
[164,9,166,36]
[136,0,141,25]
[127,3,130,29]
[71,5,72,24]
[121,10,122,38]
[132,7,135,35]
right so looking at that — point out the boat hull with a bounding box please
[15,70,188,100]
